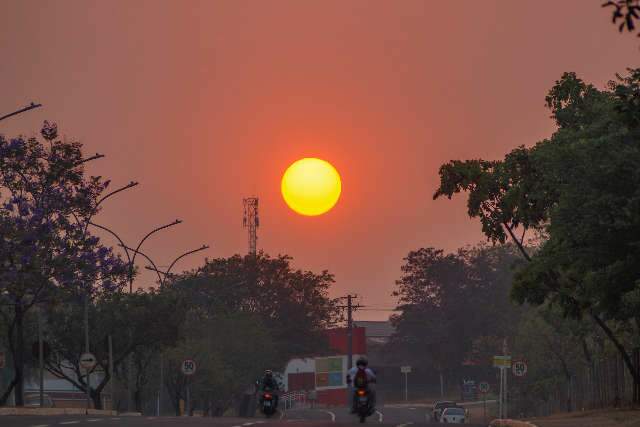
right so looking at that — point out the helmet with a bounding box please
[265,369,273,376]
[356,356,368,367]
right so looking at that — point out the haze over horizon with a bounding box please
[1,0,637,320]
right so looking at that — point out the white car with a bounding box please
[440,407,466,423]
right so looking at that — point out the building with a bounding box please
[283,327,366,405]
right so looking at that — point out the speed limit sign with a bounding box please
[181,359,197,376]
[512,360,528,377]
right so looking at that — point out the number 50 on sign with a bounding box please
[512,360,527,377]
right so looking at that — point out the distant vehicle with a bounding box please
[432,400,456,421]
[24,393,55,408]
[440,406,466,424]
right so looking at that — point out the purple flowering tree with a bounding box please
[0,122,129,406]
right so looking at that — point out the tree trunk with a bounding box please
[590,313,640,404]
[91,389,103,410]
[14,303,25,406]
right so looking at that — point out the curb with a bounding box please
[0,408,140,416]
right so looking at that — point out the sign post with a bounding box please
[181,359,196,416]
[479,382,490,424]
[493,355,511,419]
[80,353,97,410]
[401,366,411,402]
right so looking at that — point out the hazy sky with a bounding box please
[1,1,637,320]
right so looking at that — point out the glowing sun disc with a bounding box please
[281,158,342,216]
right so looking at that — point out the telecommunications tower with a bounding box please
[243,197,259,255]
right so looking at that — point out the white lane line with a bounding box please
[396,423,414,427]
[323,410,336,422]
[32,424,49,427]
[243,423,255,426]
[59,422,79,425]
[376,410,384,423]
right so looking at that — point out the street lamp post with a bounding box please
[79,181,139,410]
[90,219,183,412]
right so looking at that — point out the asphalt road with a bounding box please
[0,406,486,427]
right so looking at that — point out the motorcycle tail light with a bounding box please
[264,393,272,399]
[357,389,366,396]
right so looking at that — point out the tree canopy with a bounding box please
[434,69,640,402]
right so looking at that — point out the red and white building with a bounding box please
[282,327,367,406]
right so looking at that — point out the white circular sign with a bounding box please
[80,353,97,370]
[512,360,527,377]
[479,381,490,393]
[181,359,197,376]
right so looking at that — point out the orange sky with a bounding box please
[1,1,637,320]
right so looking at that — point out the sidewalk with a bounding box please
[526,409,640,427]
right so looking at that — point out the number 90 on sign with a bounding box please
[181,359,197,376]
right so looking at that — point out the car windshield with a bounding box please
[444,408,465,416]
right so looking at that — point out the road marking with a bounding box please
[59,422,79,425]
[396,423,414,427]
[376,410,384,423]
[242,423,255,426]
[323,410,336,422]
[87,419,101,422]
[32,424,49,427]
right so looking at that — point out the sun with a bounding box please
[281,158,342,216]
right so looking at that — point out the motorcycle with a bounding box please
[260,390,277,417]
[354,387,373,423]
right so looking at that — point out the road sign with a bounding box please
[493,355,512,369]
[512,360,528,377]
[479,381,490,393]
[0,351,5,369]
[181,359,197,376]
[400,366,412,374]
[79,352,97,370]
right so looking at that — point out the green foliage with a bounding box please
[159,252,340,415]
[391,244,522,373]
[44,287,184,409]
[434,68,640,402]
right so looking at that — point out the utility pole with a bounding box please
[84,294,91,410]
[108,335,114,411]
[338,294,360,407]
[37,306,44,408]
[243,197,259,255]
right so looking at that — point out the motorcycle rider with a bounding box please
[347,356,376,414]
[258,369,280,409]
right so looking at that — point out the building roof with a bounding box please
[353,321,395,339]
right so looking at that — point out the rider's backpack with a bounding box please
[354,368,368,388]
